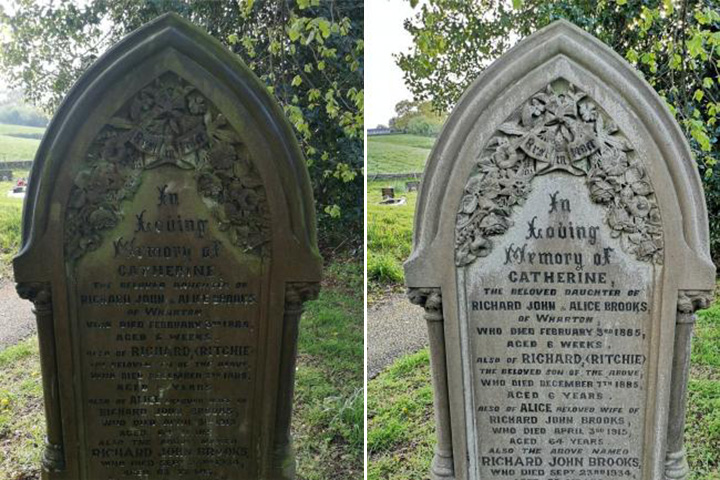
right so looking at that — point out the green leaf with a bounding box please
[693,89,704,102]
[512,0,524,9]
[616,0,627,5]
[324,204,341,218]
[318,18,331,38]
[291,75,302,87]
[687,33,705,58]
[626,49,638,63]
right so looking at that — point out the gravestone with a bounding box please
[406,181,420,192]
[406,20,715,480]
[14,13,321,480]
[381,187,395,199]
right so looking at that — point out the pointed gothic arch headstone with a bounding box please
[14,13,321,480]
[406,20,715,480]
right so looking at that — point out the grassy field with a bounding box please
[0,171,27,280]
[367,179,416,300]
[367,134,434,175]
[0,257,364,480]
[0,123,43,162]
[368,304,720,479]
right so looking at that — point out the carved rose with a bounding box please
[479,212,511,235]
[88,207,118,229]
[626,195,651,218]
[207,143,236,170]
[197,173,223,199]
[470,236,492,257]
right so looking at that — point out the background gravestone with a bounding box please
[406,21,715,480]
[14,13,321,480]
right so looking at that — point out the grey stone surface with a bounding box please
[0,280,35,351]
[405,20,715,480]
[367,294,428,378]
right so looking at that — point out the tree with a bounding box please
[397,0,720,260]
[0,0,363,249]
[388,99,445,135]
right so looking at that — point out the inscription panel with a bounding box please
[454,81,661,480]
[74,167,264,480]
[462,175,654,480]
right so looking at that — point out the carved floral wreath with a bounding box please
[65,73,270,261]
[455,81,663,267]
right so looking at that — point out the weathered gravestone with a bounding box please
[406,20,715,480]
[14,13,321,480]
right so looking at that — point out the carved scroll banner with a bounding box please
[405,21,715,480]
[14,14,321,480]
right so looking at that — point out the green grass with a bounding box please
[367,349,435,480]
[0,123,43,162]
[0,337,45,480]
[367,134,434,175]
[367,179,416,299]
[0,170,27,280]
[367,305,720,479]
[0,258,364,480]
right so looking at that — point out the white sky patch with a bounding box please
[365,0,415,128]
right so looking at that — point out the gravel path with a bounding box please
[367,293,428,379]
[0,280,36,351]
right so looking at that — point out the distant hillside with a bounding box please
[367,134,435,175]
[0,123,44,162]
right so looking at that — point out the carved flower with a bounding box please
[88,207,118,229]
[529,98,545,116]
[493,146,524,169]
[607,206,637,233]
[579,101,598,122]
[197,173,223,199]
[634,238,662,262]
[626,195,651,218]
[469,236,493,257]
[187,92,207,115]
[224,202,244,223]
[498,168,532,200]
[601,149,629,176]
[231,188,256,211]
[588,178,614,203]
[479,212,511,235]
[207,143,236,170]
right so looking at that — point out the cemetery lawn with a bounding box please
[0,173,26,279]
[367,179,416,302]
[367,134,433,175]
[367,301,720,480]
[0,257,364,480]
[0,123,44,162]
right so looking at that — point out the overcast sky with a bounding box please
[365,0,415,128]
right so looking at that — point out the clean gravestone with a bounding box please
[406,20,715,480]
[14,14,321,480]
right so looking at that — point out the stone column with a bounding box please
[664,290,713,480]
[16,282,65,472]
[271,282,320,479]
[408,288,454,479]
